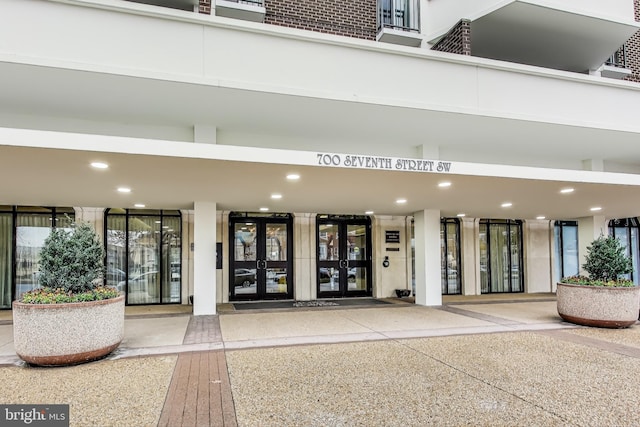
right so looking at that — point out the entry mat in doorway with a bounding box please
[232,298,391,311]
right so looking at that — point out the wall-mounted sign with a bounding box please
[316,152,453,173]
[385,230,401,244]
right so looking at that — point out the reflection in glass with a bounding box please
[319,224,339,261]
[0,214,12,308]
[318,267,339,293]
[162,217,181,303]
[441,220,461,295]
[235,223,257,261]
[266,223,287,261]
[348,267,367,291]
[347,224,366,261]
[233,268,257,294]
[609,219,640,284]
[266,268,287,293]
[480,220,523,293]
[127,216,160,304]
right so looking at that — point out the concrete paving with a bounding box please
[2,296,640,426]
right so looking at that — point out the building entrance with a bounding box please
[317,215,372,298]
[229,213,293,301]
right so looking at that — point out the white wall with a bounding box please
[372,216,409,298]
[524,220,553,293]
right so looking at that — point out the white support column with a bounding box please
[524,219,553,293]
[293,213,315,301]
[193,125,217,144]
[578,215,607,276]
[460,217,478,295]
[73,207,105,241]
[414,209,441,306]
[193,202,217,315]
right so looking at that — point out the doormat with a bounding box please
[232,298,391,311]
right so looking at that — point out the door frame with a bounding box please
[316,215,372,298]
[229,213,293,301]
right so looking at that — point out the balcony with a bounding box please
[602,45,632,79]
[215,0,265,23]
[377,0,422,47]
[426,0,640,73]
[125,0,197,12]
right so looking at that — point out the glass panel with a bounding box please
[562,225,579,278]
[266,268,287,294]
[347,224,366,261]
[162,217,181,303]
[128,216,160,304]
[318,267,339,293]
[235,222,257,261]
[479,224,488,293]
[632,227,639,284]
[319,224,339,261]
[615,227,631,281]
[347,267,367,291]
[446,222,460,294]
[510,225,522,292]
[266,223,287,261]
[15,214,52,299]
[106,215,127,290]
[489,224,508,293]
[440,223,446,294]
[553,224,562,283]
[233,268,257,294]
[0,214,12,308]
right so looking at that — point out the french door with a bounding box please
[317,216,372,298]
[230,214,293,300]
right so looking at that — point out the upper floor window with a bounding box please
[378,0,420,33]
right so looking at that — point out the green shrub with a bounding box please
[25,220,107,300]
[583,235,633,282]
[21,286,119,304]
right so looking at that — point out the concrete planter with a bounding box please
[557,282,640,328]
[12,295,125,366]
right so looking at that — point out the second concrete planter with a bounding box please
[557,282,640,328]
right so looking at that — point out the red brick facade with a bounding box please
[264,0,377,40]
[431,20,471,56]
[199,0,211,15]
[623,0,640,82]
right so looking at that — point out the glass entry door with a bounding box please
[317,216,371,298]
[230,215,292,300]
[479,219,523,293]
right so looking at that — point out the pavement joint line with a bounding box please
[436,305,527,326]
[535,329,640,359]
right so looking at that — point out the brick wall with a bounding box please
[264,0,377,40]
[199,0,211,15]
[431,20,471,55]
[623,0,640,82]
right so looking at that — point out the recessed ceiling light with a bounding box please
[536,216,546,220]
[286,174,300,181]
[271,194,282,199]
[438,182,452,188]
[396,198,407,204]
[134,204,145,208]
[90,162,109,169]
[259,207,269,212]
[590,207,602,212]
[365,210,374,215]
[560,188,574,194]
[117,187,131,193]
[155,220,161,224]
[457,213,465,217]
[501,202,512,208]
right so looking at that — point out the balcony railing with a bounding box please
[220,0,263,5]
[605,45,628,69]
[377,0,420,33]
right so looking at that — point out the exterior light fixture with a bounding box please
[456,213,465,217]
[271,194,282,199]
[396,198,407,204]
[259,207,269,212]
[590,207,602,212]
[560,188,574,194]
[365,211,374,215]
[286,174,300,181]
[134,204,145,208]
[501,202,512,208]
[536,216,546,220]
[117,187,131,193]
[438,182,452,188]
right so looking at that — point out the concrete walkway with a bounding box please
[2,296,640,426]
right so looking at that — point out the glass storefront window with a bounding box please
[0,213,12,308]
[106,209,182,305]
[479,219,523,293]
[609,218,639,284]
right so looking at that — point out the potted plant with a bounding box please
[557,234,639,328]
[12,220,124,366]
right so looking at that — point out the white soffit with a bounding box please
[469,1,640,72]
